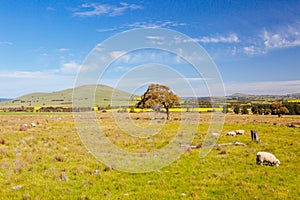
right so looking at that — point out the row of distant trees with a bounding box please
[230,102,300,117]
[1,84,299,120]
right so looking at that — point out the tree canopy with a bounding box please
[137,84,180,120]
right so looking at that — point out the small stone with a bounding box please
[12,185,23,190]
[60,172,69,181]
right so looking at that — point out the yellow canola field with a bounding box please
[105,107,223,112]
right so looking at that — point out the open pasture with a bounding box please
[0,112,299,199]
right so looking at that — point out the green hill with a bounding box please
[229,93,249,98]
[0,84,138,108]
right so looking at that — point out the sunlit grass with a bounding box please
[104,107,224,113]
[0,112,299,199]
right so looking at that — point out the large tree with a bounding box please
[137,84,180,120]
[271,102,289,117]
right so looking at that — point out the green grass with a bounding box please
[0,113,299,199]
[0,84,138,108]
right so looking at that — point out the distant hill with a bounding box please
[0,98,12,102]
[225,92,300,104]
[286,93,300,98]
[0,84,138,108]
[227,92,300,99]
[229,93,250,98]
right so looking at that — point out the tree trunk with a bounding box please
[166,107,170,120]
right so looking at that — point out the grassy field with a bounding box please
[0,112,299,199]
[0,84,138,108]
[105,107,224,113]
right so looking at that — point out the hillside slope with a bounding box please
[0,85,138,108]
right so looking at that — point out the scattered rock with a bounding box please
[81,195,89,200]
[0,138,6,145]
[288,122,300,128]
[104,166,113,172]
[219,149,227,155]
[12,185,23,190]
[19,124,28,131]
[60,172,69,181]
[181,193,187,197]
[54,154,66,162]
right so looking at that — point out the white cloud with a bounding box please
[243,45,257,55]
[0,41,13,46]
[171,33,239,45]
[145,35,165,40]
[97,27,118,33]
[109,51,130,63]
[0,62,81,97]
[185,77,212,81]
[0,71,75,98]
[226,80,300,95]
[127,20,185,29]
[262,29,300,50]
[46,6,55,11]
[56,48,70,52]
[60,61,80,74]
[96,20,185,33]
[109,51,126,59]
[198,33,239,44]
[144,35,166,45]
[113,66,130,72]
[0,61,81,79]
[242,23,300,55]
[73,2,143,17]
[0,71,46,78]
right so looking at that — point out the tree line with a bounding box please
[231,102,300,117]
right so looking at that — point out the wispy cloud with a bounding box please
[0,41,13,46]
[185,77,212,81]
[243,45,258,55]
[97,27,118,33]
[73,2,143,17]
[97,20,186,33]
[46,6,55,11]
[145,35,165,40]
[171,33,240,45]
[0,71,46,78]
[0,60,82,97]
[0,70,76,97]
[0,60,80,79]
[56,48,70,52]
[262,28,300,50]
[243,23,300,55]
[197,33,239,44]
[113,66,130,72]
[127,21,185,29]
[109,51,126,59]
[226,80,300,95]
[60,61,80,74]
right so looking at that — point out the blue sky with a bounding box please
[0,0,300,98]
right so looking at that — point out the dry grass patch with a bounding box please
[0,112,299,199]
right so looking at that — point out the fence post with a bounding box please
[251,130,260,142]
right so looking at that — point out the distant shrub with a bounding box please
[0,138,6,145]
[54,154,66,162]
[219,149,227,155]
